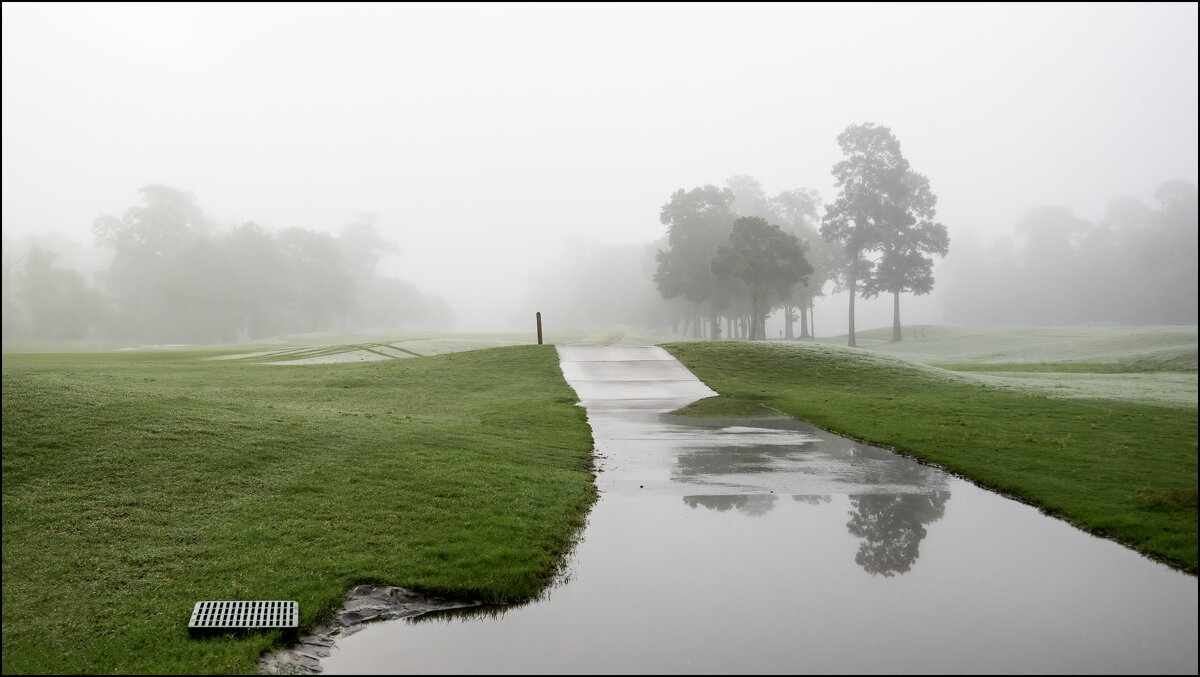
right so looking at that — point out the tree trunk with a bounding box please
[799,300,809,338]
[847,271,857,347]
[750,295,760,340]
[891,290,902,342]
[784,304,794,339]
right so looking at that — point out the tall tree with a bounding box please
[821,123,905,347]
[654,185,737,339]
[711,217,812,340]
[862,170,950,341]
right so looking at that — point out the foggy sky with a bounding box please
[3,2,1197,333]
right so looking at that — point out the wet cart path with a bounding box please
[320,345,1197,674]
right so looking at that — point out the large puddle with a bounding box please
[319,346,1197,674]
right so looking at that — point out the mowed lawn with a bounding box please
[664,340,1198,575]
[1,345,595,675]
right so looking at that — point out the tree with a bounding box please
[711,217,812,340]
[654,185,737,339]
[726,174,773,220]
[278,228,348,332]
[770,187,827,339]
[222,222,286,340]
[338,213,398,331]
[1142,181,1198,323]
[93,184,210,340]
[862,170,950,341]
[821,123,907,347]
[17,246,109,341]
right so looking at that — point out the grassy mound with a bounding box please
[663,340,1197,575]
[1,345,595,674]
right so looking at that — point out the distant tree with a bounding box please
[821,123,906,347]
[769,187,827,339]
[17,246,109,341]
[862,170,950,341]
[1143,181,1198,323]
[222,222,286,340]
[278,228,348,333]
[2,245,30,341]
[711,217,812,340]
[338,213,399,330]
[93,184,209,340]
[654,185,737,339]
[726,174,774,220]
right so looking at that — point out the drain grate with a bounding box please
[189,600,298,633]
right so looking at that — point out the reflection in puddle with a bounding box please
[847,492,950,576]
[683,493,779,516]
[319,346,1197,675]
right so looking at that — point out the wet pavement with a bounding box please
[317,345,1197,674]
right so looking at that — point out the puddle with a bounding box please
[314,345,1197,674]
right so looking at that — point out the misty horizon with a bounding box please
[3,3,1197,341]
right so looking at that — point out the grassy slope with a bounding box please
[663,341,1198,574]
[1,345,595,675]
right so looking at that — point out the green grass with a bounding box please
[1,345,596,675]
[663,341,1198,575]
[933,362,1156,373]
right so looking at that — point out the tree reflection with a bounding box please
[683,493,778,516]
[846,491,949,576]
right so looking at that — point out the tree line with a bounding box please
[654,122,949,345]
[940,180,1198,326]
[2,185,452,344]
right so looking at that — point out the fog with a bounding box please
[3,3,1197,344]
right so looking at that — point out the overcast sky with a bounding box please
[3,2,1197,332]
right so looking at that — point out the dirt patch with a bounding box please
[257,585,481,674]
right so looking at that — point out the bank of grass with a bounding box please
[663,341,1198,574]
[1,345,595,675]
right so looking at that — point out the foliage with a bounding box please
[1,345,595,674]
[2,185,456,346]
[769,187,828,338]
[12,247,109,341]
[664,340,1197,574]
[711,217,812,339]
[653,185,738,337]
[861,170,949,340]
[654,179,827,340]
[940,181,1197,326]
[821,122,949,345]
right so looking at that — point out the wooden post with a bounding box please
[536,312,543,345]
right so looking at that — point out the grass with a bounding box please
[1,345,596,675]
[932,362,1163,373]
[662,340,1198,575]
[834,324,1198,370]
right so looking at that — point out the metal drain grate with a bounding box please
[189,601,298,632]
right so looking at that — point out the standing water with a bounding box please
[319,346,1197,674]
